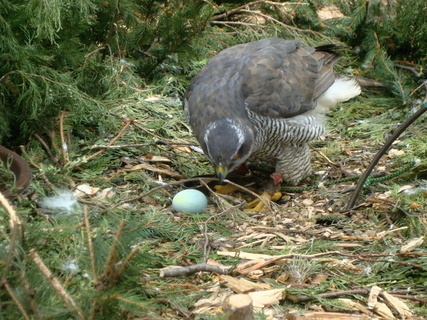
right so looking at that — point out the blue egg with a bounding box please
[172,189,208,214]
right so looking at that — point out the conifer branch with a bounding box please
[18,269,41,318]
[19,145,58,194]
[211,21,259,27]
[116,245,142,279]
[98,220,126,287]
[73,118,133,169]
[28,249,87,319]
[3,282,31,320]
[83,207,97,283]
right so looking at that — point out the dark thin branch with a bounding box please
[345,103,427,211]
[391,294,427,304]
[33,133,58,163]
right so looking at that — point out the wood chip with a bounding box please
[381,291,413,318]
[368,286,382,308]
[400,237,424,253]
[95,187,114,199]
[220,275,271,293]
[193,287,228,314]
[339,298,371,315]
[143,155,171,162]
[368,286,396,319]
[373,302,395,319]
[173,145,193,153]
[376,227,408,239]
[247,289,284,308]
[388,148,405,157]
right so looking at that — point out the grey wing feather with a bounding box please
[241,39,340,118]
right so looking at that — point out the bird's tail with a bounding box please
[338,75,391,88]
[353,76,391,88]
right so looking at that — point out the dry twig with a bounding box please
[59,110,69,165]
[217,250,427,274]
[287,288,427,304]
[159,263,231,277]
[83,207,97,283]
[73,118,132,169]
[0,192,23,279]
[212,0,306,21]
[0,192,31,320]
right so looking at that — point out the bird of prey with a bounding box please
[184,38,362,204]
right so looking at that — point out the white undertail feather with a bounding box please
[316,77,361,109]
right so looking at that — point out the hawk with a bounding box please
[184,38,362,189]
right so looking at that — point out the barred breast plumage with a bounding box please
[184,38,361,184]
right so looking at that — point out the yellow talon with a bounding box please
[271,191,282,202]
[244,191,282,212]
[214,184,240,194]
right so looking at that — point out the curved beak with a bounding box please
[216,165,228,184]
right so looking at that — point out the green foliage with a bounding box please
[0,155,16,191]
[0,204,186,319]
[0,0,214,145]
[326,0,427,69]
[1,1,427,318]
[1,1,119,145]
[284,0,426,104]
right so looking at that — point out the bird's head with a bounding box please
[203,119,254,183]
